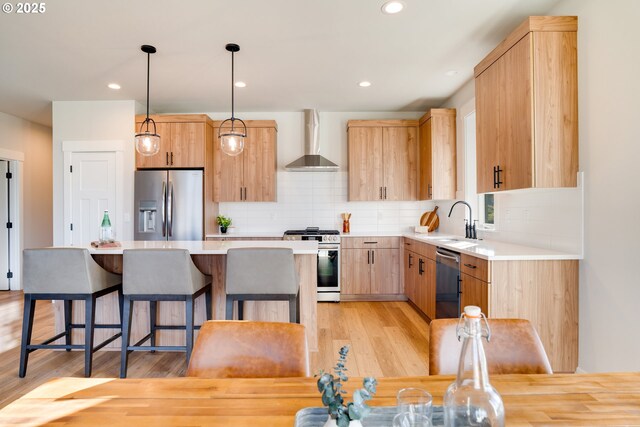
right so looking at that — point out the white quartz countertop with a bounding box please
[341,231,404,237]
[204,232,285,238]
[403,232,582,261]
[85,240,318,255]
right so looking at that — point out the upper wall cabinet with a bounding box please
[135,114,214,169]
[474,16,578,193]
[347,120,418,201]
[212,120,277,202]
[418,109,457,200]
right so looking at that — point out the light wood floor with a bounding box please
[0,291,430,409]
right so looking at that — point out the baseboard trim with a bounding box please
[575,367,588,374]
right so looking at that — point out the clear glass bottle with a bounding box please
[99,210,112,243]
[443,305,505,427]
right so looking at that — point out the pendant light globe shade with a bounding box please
[135,131,161,156]
[220,130,245,156]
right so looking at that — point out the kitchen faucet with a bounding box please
[448,200,477,239]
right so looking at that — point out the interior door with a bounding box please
[383,126,417,201]
[0,161,8,290]
[348,127,383,201]
[70,152,117,246]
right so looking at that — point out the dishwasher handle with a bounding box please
[436,250,460,262]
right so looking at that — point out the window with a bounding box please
[478,193,496,230]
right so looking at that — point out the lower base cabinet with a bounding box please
[460,273,489,314]
[404,248,435,320]
[342,247,401,297]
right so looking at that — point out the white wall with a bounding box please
[546,0,640,373]
[52,101,136,245]
[0,111,52,249]
[206,111,435,233]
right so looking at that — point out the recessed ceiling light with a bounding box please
[445,70,459,76]
[359,81,372,87]
[234,81,246,88]
[107,83,121,90]
[381,1,405,14]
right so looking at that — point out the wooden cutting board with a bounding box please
[420,206,439,232]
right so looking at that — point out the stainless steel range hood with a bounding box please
[285,109,339,172]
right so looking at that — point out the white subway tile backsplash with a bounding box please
[219,171,431,234]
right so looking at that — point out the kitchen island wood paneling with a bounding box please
[52,241,318,351]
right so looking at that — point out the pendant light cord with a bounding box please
[230,50,235,123]
[145,51,150,132]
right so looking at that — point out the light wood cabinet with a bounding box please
[212,121,277,202]
[347,120,418,201]
[404,249,417,303]
[460,273,489,314]
[418,109,457,200]
[414,257,436,320]
[135,115,212,169]
[474,16,578,193]
[341,237,402,299]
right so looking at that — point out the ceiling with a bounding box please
[0,0,563,126]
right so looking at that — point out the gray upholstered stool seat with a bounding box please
[20,248,123,377]
[225,248,300,323]
[120,249,212,378]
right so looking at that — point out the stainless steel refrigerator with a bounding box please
[134,170,203,241]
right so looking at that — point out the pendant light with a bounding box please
[219,43,247,157]
[135,45,160,156]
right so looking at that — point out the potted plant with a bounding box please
[216,215,232,234]
[316,345,377,427]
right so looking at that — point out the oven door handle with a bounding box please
[319,245,340,250]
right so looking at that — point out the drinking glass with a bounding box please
[392,412,431,427]
[397,387,433,420]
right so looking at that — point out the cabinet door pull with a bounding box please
[240,187,243,200]
[243,187,247,200]
[170,152,174,165]
[419,258,424,275]
[379,187,383,200]
[493,166,498,189]
[408,254,413,267]
[428,184,432,198]
[166,152,169,166]
[364,241,378,244]
[367,250,370,265]
[384,186,387,200]
[372,250,375,264]
[496,165,503,188]
[464,263,477,269]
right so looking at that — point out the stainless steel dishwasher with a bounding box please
[435,247,461,318]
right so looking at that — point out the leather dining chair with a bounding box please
[429,318,553,375]
[186,320,310,378]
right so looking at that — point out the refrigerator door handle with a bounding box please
[168,181,174,238]
[161,181,167,237]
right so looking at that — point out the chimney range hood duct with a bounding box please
[285,109,339,171]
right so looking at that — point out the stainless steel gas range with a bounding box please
[283,227,341,302]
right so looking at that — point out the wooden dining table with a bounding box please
[1,373,639,426]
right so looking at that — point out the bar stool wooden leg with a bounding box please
[84,295,96,377]
[120,296,133,379]
[64,299,73,351]
[19,294,36,378]
[149,300,157,352]
[225,296,234,320]
[185,296,195,364]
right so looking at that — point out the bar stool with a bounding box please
[20,248,123,378]
[225,248,299,323]
[120,249,212,378]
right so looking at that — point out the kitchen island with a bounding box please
[52,240,319,351]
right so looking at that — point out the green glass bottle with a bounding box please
[100,210,112,243]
